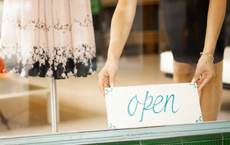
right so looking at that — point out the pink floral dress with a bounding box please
[0,0,96,79]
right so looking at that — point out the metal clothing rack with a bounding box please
[50,78,58,133]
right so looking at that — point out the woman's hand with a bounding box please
[192,55,215,92]
[98,0,137,96]
[98,61,118,96]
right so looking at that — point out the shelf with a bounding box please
[103,30,159,53]
[103,30,157,44]
[101,0,161,6]
[100,0,161,55]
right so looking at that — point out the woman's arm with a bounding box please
[98,0,138,96]
[107,0,138,63]
[203,0,226,55]
[192,0,226,92]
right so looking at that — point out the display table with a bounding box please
[0,79,49,100]
[0,78,58,125]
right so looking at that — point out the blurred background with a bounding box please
[0,0,230,137]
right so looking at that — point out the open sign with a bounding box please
[105,83,202,129]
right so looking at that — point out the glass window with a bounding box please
[0,0,229,138]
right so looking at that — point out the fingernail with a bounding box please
[110,83,114,87]
[191,79,196,83]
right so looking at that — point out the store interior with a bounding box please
[0,0,230,137]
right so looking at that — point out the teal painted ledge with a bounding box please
[0,121,229,145]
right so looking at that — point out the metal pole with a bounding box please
[51,78,58,133]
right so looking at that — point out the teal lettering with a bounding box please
[128,95,141,116]
[127,92,180,122]
[140,91,153,122]
[152,95,164,114]
[164,94,180,113]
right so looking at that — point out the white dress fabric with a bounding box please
[0,0,96,79]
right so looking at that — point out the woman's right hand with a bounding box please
[98,61,118,96]
[98,0,137,96]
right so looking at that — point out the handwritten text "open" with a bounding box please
[127,91,180,122]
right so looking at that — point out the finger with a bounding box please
[98,78,105,97]
[103,75,110,96]
[196,79,203,88]
[109,72,116,87]
[104,79,110,88]
[191,67,202,83]
[197,76,210,92]
[98,72,109,97]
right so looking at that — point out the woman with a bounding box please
[98,0,227,121]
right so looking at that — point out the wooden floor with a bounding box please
[0,54,230,137]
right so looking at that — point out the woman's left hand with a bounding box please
[192,54,215,92]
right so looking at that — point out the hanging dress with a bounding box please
[0,0,97,79]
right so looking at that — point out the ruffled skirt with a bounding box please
[0,0,96,79]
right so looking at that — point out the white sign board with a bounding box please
[105,83,202,129]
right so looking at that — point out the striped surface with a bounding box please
[0,121,229,145]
